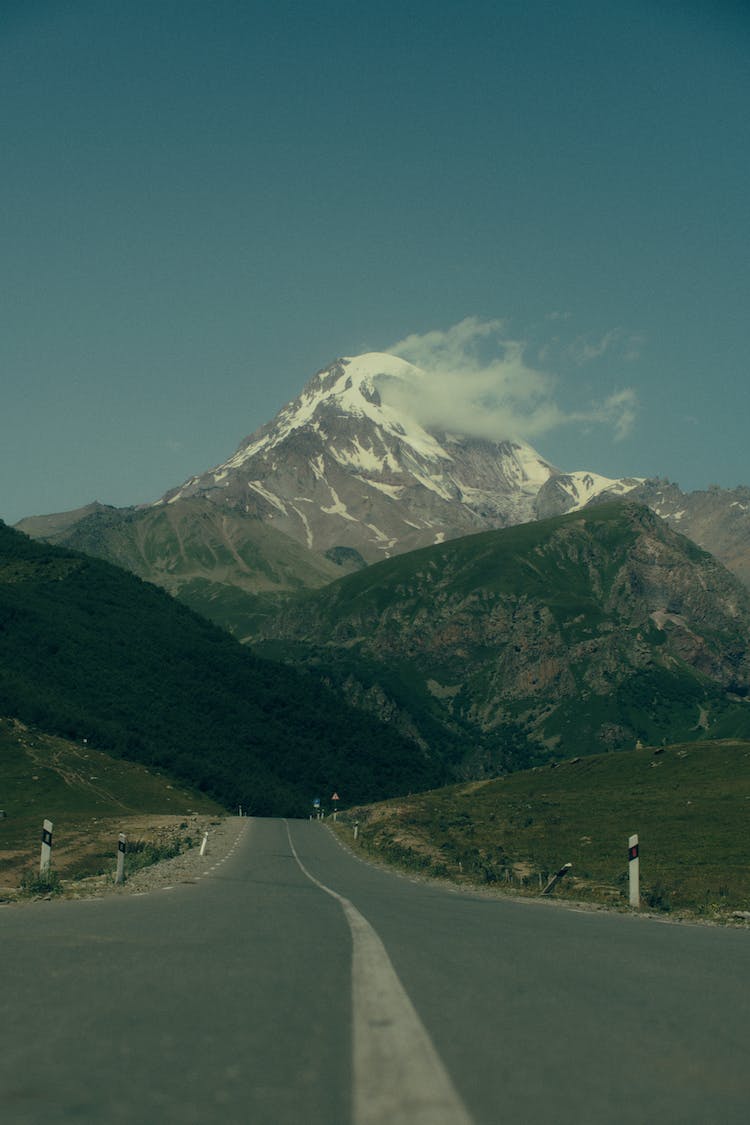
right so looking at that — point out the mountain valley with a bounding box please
[7,351,750,812]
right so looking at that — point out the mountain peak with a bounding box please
[227,353,433,468]
[155,351,639,562]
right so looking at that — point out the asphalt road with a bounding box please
[2,817,748,1124]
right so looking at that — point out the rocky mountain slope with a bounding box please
[16,353,750,602]
[251,502,750,773]
[535,476,750,589]
[25,496,357,592]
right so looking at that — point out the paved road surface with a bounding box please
[2,817,748,1123]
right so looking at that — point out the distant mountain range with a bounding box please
[5,503,750,802]
[10,352,750,787]
[16,353,750,607]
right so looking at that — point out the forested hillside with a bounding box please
[0,522,445,814]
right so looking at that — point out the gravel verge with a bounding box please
[113,816,246,896]
[4,816,246,905]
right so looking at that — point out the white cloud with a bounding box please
[601,388,638,441]
[568,328,645,366]
[568,329,621,365]
[383,317,637,444]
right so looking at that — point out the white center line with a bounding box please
[284,821,474,1125]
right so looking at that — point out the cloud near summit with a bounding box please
[383,318,637,444]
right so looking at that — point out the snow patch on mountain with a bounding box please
[562,471,642,509]
[247,481,287,514]
[291,503,314,548]
[512,442,558,491]
[321,485,358,523]
[359,478,404,499]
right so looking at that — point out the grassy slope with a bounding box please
[271,500,645,605]
[0,717,224,890]
[334,739,750,918]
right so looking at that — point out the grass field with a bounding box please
[332,739,750,920]
[0,717,225,894]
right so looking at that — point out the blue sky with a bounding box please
[2,1,749,524]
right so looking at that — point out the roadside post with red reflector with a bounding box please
[628,833,640,908]
[332,793,340,821]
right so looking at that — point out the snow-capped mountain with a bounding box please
[157,353,642,562]
[15,351,750,622]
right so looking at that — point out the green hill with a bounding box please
[335,739,750,917]
[0,717,225,892]
[0,521,445,815]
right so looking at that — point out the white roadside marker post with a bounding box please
[199,831,209,856]
[115,833,126,885]
[628,833,640,908]
[40,819,53,874]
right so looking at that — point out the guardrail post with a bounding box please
[628,834,640,908]
[115,833,126,884]
[40,819,53,873]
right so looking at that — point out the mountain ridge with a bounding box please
[249,501,750,770]
[14,352,750,605]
